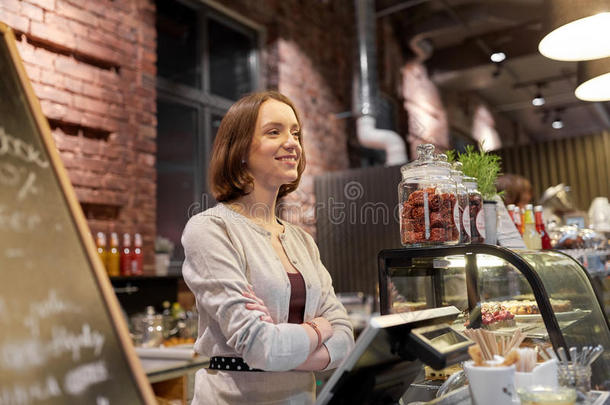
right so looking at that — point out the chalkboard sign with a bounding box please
[0,23,156,404]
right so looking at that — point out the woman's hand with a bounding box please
[310,317,333,342]
[243,285,274,323]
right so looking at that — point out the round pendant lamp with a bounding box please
[538,0,610,61]
[575,57,610,101]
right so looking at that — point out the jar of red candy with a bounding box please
[451,162,471,244]
[398,144,459,247]
[463,175,485,243]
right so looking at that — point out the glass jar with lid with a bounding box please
[435,153,461,242]
[451,162,471,244]
[398,144,459,246]
[463,175,485,243]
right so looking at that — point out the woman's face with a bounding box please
[246,99,302,191]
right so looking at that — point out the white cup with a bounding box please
[463,360,516,405]
[515,359,558,391]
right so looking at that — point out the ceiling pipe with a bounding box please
[353,0,407,166]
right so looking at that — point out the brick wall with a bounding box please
[217,0,355,237]
[1,0,158,270]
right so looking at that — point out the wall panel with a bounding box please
[497,132,609,210]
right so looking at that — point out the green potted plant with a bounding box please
[448,145,503,244]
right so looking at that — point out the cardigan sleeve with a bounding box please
[297,228,355,370]
[181,214,311,371]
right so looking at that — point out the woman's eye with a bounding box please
[292,132,300,138]
[267,129,280,135]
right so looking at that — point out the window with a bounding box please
[155,0,259,266]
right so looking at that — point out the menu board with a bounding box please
[0,23,156,404]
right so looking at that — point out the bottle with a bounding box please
[107,232,120,276]
[534,205,552,249]
[131,233,143,275]
[513,206,523,235]
[520,205,527,235]
[95,232,107,271]
[523,204,542,249]
[120,233,132,276]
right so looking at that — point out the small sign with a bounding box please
[0,22,155,404]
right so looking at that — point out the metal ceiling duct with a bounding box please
[353,0,407,165]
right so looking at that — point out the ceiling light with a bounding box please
[538,0,610,61]
[532,93,546,106]
[552,115,564,129]
[490,52,506,63]
[575,56,610,101]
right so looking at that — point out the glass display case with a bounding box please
[378,245,610,390]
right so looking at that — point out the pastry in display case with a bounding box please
[378,245,610,390]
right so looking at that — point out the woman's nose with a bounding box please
[283,133,300,149]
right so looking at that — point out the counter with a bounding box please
[140,355,208,403]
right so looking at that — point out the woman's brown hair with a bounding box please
[209,91,306,202]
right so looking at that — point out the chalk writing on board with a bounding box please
[0,376,62,405]
[16,170,39,201]
[64,360,109,395]
[49,324,105,361]
[23,290,80,336]
[0,126,49,169]
[0,161,19,186]
[0,205,41,233]
[3,248,24,259]
[1,324,105,371]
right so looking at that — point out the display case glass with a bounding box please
[378,245,610,389]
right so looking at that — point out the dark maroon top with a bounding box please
[287,272,306,324]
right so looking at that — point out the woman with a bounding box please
[496,174,533,208]
[182,91,355,404]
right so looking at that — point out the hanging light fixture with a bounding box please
[552,109,564,129]
[538,0,610,61]
[532,83,546,106]
[575,56,610,101]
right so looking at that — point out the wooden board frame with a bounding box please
[0,22,156,404]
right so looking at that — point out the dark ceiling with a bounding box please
[376,0,610,143]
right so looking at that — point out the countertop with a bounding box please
[139,355,209,383]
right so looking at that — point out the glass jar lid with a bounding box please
[400,144,451,180]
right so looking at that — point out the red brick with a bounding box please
[73,94,107,115]
[24,0,55,11]
[54,56,97,82]
[63,76,82,93]
[30,21,75,49]
[34,83,73,105]
[23,63,41,82]
[55,0,96,28]
[79,136,103,156]
[51,130,80,151]
[39,99,68,120]
[79,111,106,130]
[136,152,155,167]
[39,69,63,86]
[0,0,21,12]
[1,9,30,33]
[73,37,121,65]
[20,2,44,21]
[101,174,128,192]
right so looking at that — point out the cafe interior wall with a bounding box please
[2,0,158,270]
[0,0,499,272]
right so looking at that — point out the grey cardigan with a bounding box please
[182,203,354,404]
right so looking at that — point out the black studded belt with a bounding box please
[208,356,264,372]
